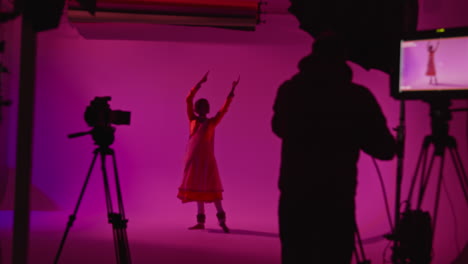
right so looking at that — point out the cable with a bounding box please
[382,240,392,264]
[465,100,468,159]
[372,158,394,231]
[370,157,397,264]
[442,179,462,255]
[361,234,387,244]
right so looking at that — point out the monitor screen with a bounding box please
[392,27,468,100]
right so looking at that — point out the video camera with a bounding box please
[68,96,131,147]
[84,96,130,127]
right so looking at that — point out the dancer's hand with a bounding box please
[229,75,240,97]
[196,71,209,89]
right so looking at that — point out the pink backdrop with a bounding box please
[1,0,468,263]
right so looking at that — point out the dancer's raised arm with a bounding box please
[434,40,440,51]
[213,76,240,125]
[187,71,209,120]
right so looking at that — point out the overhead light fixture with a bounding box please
[67,0,263,31]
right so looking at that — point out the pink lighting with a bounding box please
[0,0,468,263]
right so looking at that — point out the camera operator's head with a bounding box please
[312,30,349,61]
[297,30,353,85]
[195,98,210,116]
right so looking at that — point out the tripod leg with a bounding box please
[393,137,436,264]
[417,147,437,210]
[392,137,430,264]
[354,223,370,264]
[448,146,468,206]
[100,149,115,214]
[54,150,99,264]
[110,150,131,264]
[111,150,127,220]
[407,137,430,209]
[354,231,362,264]
[431,150,446,234]
[100,148,131,264]
[353,245,361,264]
[110,213,131,264]
[99,149,121,264]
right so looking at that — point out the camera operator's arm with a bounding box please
[272,79,292,138]
[187,71,209,120]
[357,87,396,160]
[213,76,239,126]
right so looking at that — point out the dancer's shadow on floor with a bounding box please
[206,228,278,238]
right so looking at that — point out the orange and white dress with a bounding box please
[177,87,233,203]
[426,49,436,76]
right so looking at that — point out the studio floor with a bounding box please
[1,210,465,264]
[0,211,281,264]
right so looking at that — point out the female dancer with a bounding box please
[426,41,440,85]
[177,71,239,233]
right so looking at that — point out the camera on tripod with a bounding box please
[85,96,131,127]
[57,96,133,264]
[387,26,468,264]
[68,96,131,147]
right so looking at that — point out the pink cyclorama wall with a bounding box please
[1,1,468,263]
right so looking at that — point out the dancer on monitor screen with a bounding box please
[177,71,239,234]
[426,41,440,85]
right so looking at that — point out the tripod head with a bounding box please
[424,98,453,155]
[68,126,116,148]
[67,96,131,148]
[426,98,451,136]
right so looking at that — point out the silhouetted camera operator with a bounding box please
[272,32,396,264]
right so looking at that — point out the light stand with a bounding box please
[387,99,405,261]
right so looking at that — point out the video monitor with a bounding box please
[391,27,468,100]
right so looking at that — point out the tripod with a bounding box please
[354,223,371,264]
[54,126,132,264]
[391,99,468,264]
